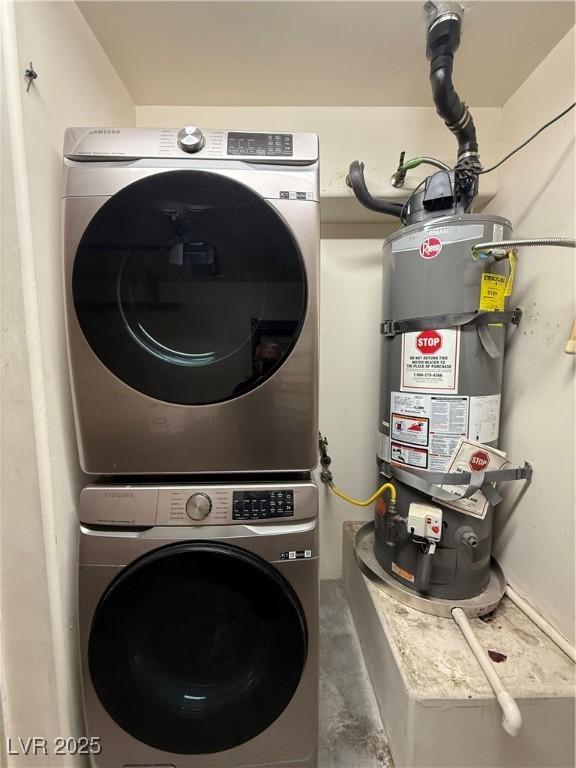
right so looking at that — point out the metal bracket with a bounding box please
[388,462,533,507]
[381,319,396,337]
[381,308,523,337]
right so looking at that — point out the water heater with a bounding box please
[344,1,531,600]
[375,213,514,598]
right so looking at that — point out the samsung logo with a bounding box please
[89,129,120,135]
[103,491,134,499]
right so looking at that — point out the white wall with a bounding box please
[485,28,575,642]
[1,0,135,754]
[1,61,60,766]
[316,238,388,577]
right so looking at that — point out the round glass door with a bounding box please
[73,170,307,404]
[88,542,307,754]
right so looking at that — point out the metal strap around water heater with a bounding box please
[381,308,522,358]
[388,463,533,506]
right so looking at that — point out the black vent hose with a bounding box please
[426,2,479,166]
[346,161,404,218]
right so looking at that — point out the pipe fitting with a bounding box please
[462,530,478,548]
[456,526,479,549]
[425,2,463,59]
[424,2,464,28]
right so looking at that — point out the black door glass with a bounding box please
[73,170,307,405]
[88,542,307,755]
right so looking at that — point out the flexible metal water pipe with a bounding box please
[473,237,576,254]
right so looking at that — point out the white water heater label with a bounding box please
[391,442,428,468]
[435,438,509,519]
[401,328,460,393]
[468,394,501,443]
[377,431,391,462]
[390,392,469,471]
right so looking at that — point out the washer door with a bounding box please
[73,170,307,405]
[88,542,308,755]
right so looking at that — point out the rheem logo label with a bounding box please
[420,236,443,259]
[416,330,442,354]
[469,450,490,471]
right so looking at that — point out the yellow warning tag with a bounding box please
[505,251,517,297]
[479,272,507,311]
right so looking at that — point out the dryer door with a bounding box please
[88,542,308,755]
[72,170,307,405]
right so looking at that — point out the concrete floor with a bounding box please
[319,580,393,768]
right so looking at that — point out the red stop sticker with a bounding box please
[420,236,443,259]
[416,330,442,354]
[469,450,490,471]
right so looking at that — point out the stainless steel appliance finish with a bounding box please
[78,480,319,768]
[63,127,320,475]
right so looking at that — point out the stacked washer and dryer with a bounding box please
[63,125,320,768]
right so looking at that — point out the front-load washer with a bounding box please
[63,126,319,475]
[78,479,319,768]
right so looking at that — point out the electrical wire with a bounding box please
[328,480,397,507]
[397,104,574,213]
[478,102,575,175]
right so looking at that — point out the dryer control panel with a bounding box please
[227,132,293,157]
[79,482,316,527]
[64,127,318,165]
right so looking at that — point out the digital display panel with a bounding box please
[227,132,293,156]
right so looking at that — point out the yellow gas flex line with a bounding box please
[328,481,397,507]
[319,433,397,507]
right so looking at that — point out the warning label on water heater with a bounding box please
[391,413,429,446]
[435,438,509,519]
[401,328,460,393]
[390,392,469,471]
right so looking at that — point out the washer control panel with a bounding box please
[232,490,294,520]
[79,483,316,527]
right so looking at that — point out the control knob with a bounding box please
[177,126,205,153]
[186,493,212,521]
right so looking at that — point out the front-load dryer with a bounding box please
[78,479,319,768]
[63,126,319,474]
